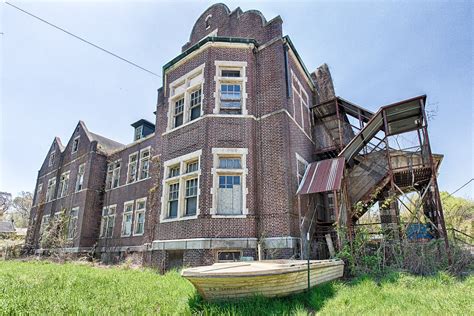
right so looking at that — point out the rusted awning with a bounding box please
[296,157,345,195]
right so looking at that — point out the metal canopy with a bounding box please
[338,95,426,164]
[297,157,345,195]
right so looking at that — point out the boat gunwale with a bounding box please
[181,259,344,278]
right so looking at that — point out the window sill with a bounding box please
[121,234,131,238]
[160,215,198,223]
[211,214,247,219]
[105,176,151,192]
[132,233,144,237]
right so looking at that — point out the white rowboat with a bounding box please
[181,259,344,301]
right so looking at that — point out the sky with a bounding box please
[0,0,473,199]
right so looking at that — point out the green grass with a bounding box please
[0,260,472,315]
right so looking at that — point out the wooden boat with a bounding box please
[181,259,344,301]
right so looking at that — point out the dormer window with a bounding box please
[131,119,155,141]
[71,136,80,154]
[134,125,143,141]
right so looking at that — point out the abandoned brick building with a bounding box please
[26,3,449,268]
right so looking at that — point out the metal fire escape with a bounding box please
[299,95,450,259]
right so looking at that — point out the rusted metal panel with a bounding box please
[297,157,344,195]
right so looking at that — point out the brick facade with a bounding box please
[26,4,338,269]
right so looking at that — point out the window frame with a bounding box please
[161,150,202,222]
[57,171,70,198]
[139,147,151,180]
[295,153,309,189]
[214,61,248,115]
[67,207,79,240]
[133,197,147,236]
[75,163,86,192]
[127,152,139,184]
[134,125,143,141]
[45,177,56,202]
[71,136,80,154]
[211,148,249,217]
[167,64,205,131]
[290,69,311,131]
[121,200,134,237]
[48,151,56,167]
[100,205,116,238]
[105,160,121,190]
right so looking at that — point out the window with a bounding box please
[211,148,248,216]
[134,125,143,141]
[133,198,146,235]
[35,183,43,204]
[291,70,311,131]
[214,61,248,115]
[186,160,198,173]
[100,205,116,238]
[67,207,79,239]
[167,64,205,130]
[106,161,121,189]
[57,171,70,198]
[121,201,134,237]
[139,148,151,180]
[185,178,198,216]
[168,165,180,178]
[161,150,202,221]
[217,250,242,262]
[189,89,202,121]
[71,137,80,154]
[40,214,50,236]
[46,177,56,202]
[205,14,212,29]
[168,183,179,219]
[48,151,56,167]
[296,154,309,187]
[327,193,336,221]
[127,152,138,184]
[174,97,184,128]
[75,163,85,191]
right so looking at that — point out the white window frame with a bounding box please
[57,171,70,198]
[134,125,143,141]
[133,197,147,236]
[139,147,151,180]
[35,183,43,205]
[75,163,85,192]
[121,200,134,237]
[48,151,55,167]
[161,150,202,222]
[100,205,116,238]
[167,64,205,131]
[46,177,56,202]
[106,160,121,190]
[67,207,79,240]
[127,152,139,184]
[295,153,309,188]
[71,136,80,154]
[213,61,248,115]
[291,69,311,130]
[210,148,249,217]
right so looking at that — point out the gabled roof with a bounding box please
[0,221,15,233]
[54,137,65,152]
[78,120,125,155]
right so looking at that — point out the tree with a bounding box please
[0,192,12,220]
[10,191,33,227]
[440,191,474,239]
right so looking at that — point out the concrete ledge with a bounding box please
[151,236,300,251]
[35,247,92,254]
[263,236,300,249]
[97,245,146,253]
[152,238,258,251]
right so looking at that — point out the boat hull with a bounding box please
[182,259,344,301]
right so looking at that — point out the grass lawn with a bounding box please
[0,260,472,315]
